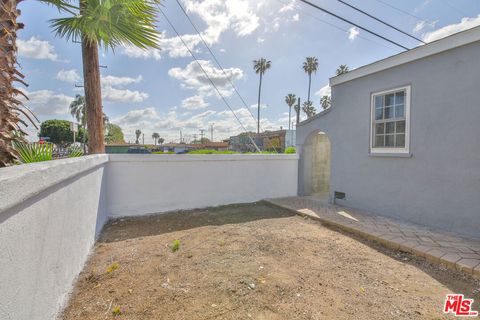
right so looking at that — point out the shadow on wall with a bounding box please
[301,131,331,197]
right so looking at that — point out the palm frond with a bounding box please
[39,0,79,14]
[49,0,161,50]
[12,142,53,163]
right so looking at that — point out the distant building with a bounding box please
[228,130,296,152]
[161,142,229,153]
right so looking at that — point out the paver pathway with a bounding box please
[266,196,480,278]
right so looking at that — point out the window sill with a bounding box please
[369,151,412,158]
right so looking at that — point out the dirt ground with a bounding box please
[62,202,479,320]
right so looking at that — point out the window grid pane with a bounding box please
[372,89,408,150]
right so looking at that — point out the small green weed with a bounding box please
[106,262,119,273]
[112,306,122,316]
[171,239,181,252]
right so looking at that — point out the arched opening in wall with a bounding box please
[302,131,331,200]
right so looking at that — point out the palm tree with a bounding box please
[294,98,300,125]
[135,129,142,144]
[285,94,296,131]
[0,0,40,166]
[158,137,165,145]
[253,58,271,134]
[69,94,109,126]
[50,0,161,154]
[302,56,319,103]
[302,101,316,118]
[320,95,331,110]
[152,132,160,145]
[336,64,349,76]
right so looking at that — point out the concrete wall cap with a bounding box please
[0,155,109,214]
[109,154,299,162]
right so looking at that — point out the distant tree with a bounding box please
[135,129,141,144]
[336,64,349,75]
[302,101,316,118]
[158,137,165,145]
[320,95,331,109]
[48,0,162,154]
[285,93,296,131]
[294,99,301,124]
[200,137,210,144]
[39,119,86,147]
[302,56,319,103]
[105,124,125,144]
[253,58,272,134]
[152,132,160,145]
[69,94,109,126]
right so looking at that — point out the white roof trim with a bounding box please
[330,26,480,86]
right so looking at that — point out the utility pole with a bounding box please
[142,133,144,145]
[200,129,205,143]
[210,124,214,142]
[193,134,197,144]
[180,130,183,143]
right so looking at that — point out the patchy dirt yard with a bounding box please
[63,202,479,320]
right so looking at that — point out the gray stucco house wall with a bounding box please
[297,27,480,238]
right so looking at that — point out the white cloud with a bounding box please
[101,75,143,87]
[315,84,331,97]
[17,37,59,61]
[112,104,286,144]
[413,21,426,33]
[122,0,259,60]
[279,0,295,13]
[168,60,244,97]
[21,90,73,115]
[250,103,267,109]
[122,46,162,60]
[91,74,149,103]
[102,86,149,103]
[257,37,265,43]
[423,15,480,42]
[292,13,300,22]
[56,69,80,83]
[348,27,359,40]
[181,95,209,110]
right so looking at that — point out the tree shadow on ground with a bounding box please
[98,201,295,243]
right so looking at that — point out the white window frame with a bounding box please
[370,85,411,155]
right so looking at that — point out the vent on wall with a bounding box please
[334,191,346,200]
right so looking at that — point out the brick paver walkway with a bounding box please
[266,196,480,278]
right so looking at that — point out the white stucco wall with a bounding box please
[0,153,298,319]
[107,154,299,217]
[0,155,109,320]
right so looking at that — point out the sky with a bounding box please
[17,0,480,144]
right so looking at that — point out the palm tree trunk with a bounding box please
[0,0,23,166]
[307,74,312,103]
[288,106,291,131]
[257,73,263,134]
[81,39,105,154]
[296,97,300,125]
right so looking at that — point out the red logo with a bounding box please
[444,294,478,317]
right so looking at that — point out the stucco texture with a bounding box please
[297,41,480,238]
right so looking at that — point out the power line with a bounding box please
[159,9,261,153]
[173,0,279,153]
[371,0,435,27]
[275,0,400,51]
[174,0,255,121]
[336,0,425,44]
[297,0,410,50]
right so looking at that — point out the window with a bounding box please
[370,86,410,154]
